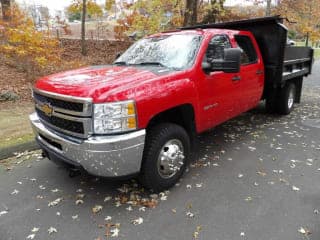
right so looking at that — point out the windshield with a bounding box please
[115,34,202,70]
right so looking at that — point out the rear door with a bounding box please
[234,34,264,112]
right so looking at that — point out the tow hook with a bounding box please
[41,150,48,158]
[69,168,81,178]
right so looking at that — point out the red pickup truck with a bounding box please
[30,17,313,191]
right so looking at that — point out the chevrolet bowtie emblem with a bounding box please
[40,103,53,117]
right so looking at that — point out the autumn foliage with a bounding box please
[66,0,103,19]
[114,0,185,40]
[0,6,62,78]
[275,0,320,43]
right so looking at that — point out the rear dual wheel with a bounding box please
[139,123,190,192]
[278,83,296,115]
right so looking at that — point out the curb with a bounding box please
[0,141,39,160]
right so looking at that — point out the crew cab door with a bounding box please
[234,34,264,111]
[198,34,241,130]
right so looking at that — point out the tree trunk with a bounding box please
[183,0,198,26]
[81,0,87,56]
[266,0,272,16]
[201,0,225,24]
[0,0,11,21]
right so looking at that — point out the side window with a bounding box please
[204,35,231,63]
[234,35,257,65]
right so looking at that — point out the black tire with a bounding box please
[139,123,190,192]
[277,83,296,115]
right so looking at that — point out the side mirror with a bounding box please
[201,61,211,71]
[211,48,241,73]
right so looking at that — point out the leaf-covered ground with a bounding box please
[0,63,319,239]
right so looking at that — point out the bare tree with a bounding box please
[266,0,271,16]
[183,0,198,26]
[81,0,87,55]
[0,0,11,21]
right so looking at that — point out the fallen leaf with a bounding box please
[11,189,19,195]
[75,199,84,205]
[160,194,167,201]
[132,217,143,225]
[186,211,195,218]
[193,225,202,239]
[257,171,267,177]
[104,196,112,202]
[48,198,63,207]
[31,227,39,233]
[298,227,311,236]
[0,211,8,216]
[139,207,146,212]
[126,206,133,211]
[245,196,253,202]
[292,186,300,191]
[92,205,103,214]
[48,227,57,235]
[110,227,119,237]
[26,234,35,239]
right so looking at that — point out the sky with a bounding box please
[16,0,275,15]
[16,0,105,15]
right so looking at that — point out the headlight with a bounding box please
[93,100,137,134]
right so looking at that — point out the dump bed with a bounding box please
[181,16,314,88]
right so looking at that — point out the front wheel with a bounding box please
[277,83,296,115]
[139,123,190,192]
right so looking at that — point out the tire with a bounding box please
[139,123,190,192]
[277,83,296,115]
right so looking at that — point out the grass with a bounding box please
[0,103,34,149]
[314,49,320,60]
[293,41,320,60]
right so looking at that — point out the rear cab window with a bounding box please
[234,35,258,65]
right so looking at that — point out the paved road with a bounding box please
[0,62,320,240]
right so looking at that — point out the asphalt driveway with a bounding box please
[0,62,319,240]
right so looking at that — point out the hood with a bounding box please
[35,65,175,102]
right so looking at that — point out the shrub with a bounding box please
[0,5,62,79]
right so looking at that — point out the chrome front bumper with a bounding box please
[29,112,146,177]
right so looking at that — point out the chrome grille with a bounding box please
[33,92,84,112]
[33,88,93,138]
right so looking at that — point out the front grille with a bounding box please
[33,92,83,112]
[36,108,84,134]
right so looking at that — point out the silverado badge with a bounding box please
[40,103,53,117]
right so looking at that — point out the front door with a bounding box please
[198,34,242,130]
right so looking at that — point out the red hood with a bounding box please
[35,65,167,102]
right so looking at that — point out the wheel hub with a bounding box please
[288,89,294,109]
[157,139,185,178]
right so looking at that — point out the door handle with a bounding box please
[232,76,241,81]
[256,70,263,75]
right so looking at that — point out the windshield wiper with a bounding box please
[135,62,167,68]
[113,61,128,66]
